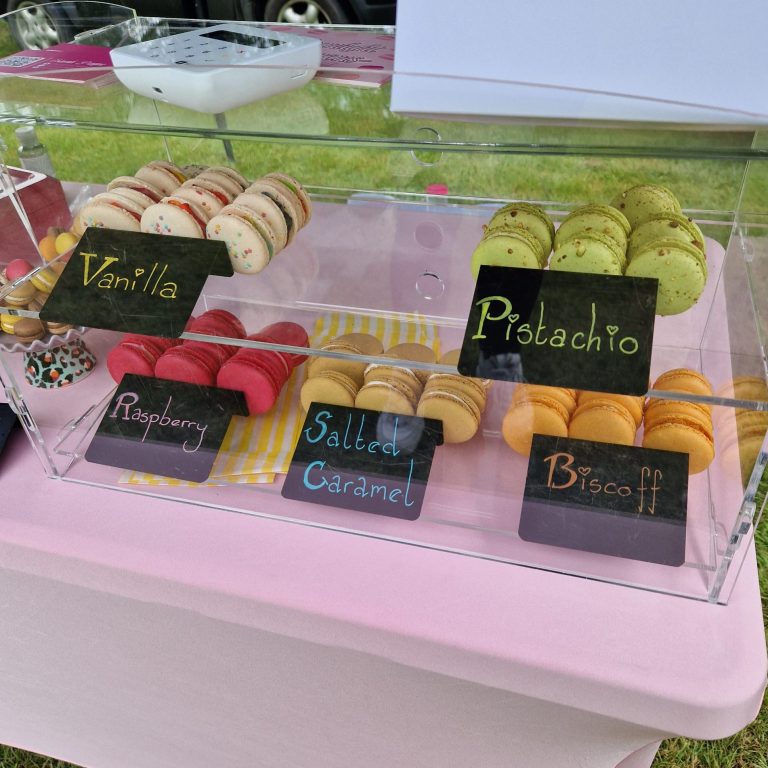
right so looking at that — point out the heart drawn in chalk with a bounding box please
[508,314,520,325]
[606,325,619,336]
[134,268,145,277]
[578,466,591,476]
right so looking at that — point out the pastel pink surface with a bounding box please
[217,356,281,414]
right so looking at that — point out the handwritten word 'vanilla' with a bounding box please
[472,296,639,355]
[81,252,178,299]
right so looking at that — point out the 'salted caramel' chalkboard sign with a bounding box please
[282,403,444,520]
[40,228,233,337]
[519,434,688,566]
[85,374,247,482]
[458,266,657,395]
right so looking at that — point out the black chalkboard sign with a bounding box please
[85,374,247,482]
[519,434,688,566]
[0,403,18,465]
[458,266,657,395]
[40,228,233,337]
[282,403,444,520]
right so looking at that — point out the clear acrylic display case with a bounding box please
[0,3,765,604]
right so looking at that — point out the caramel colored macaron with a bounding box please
[502,394,569,456]
[386,342,437,385]
[417,389,481,443]
[356,379,418,416]
[569,398,637,446]
[12,317,45,342]
[423,373,487,412]
[651,368,713,398]
[307,342,367,386]
[300,370,359,412]
[333,332,384,356]
[578,390,644,428]
[364,362,423,397]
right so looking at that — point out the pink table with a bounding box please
[0,428,764,768]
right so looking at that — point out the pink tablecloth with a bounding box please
[0,428,764,768]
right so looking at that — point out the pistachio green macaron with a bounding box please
[625,237,707,315]
[627,211,706,261]
[471,228,544,278]
[554,204,631,252]
[485,202,555,259]
[610,184,682,229]
[549,231,625,275]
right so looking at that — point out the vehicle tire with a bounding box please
[5,0,74,49]
[264,0,352,25]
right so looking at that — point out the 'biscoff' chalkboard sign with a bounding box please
[85,374,247,482]
[519,434,688,566]
[458,266,657,395]
[282,403,444,520]
[40,228,233,337]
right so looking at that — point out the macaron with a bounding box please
[205,210,273,274]
[2,280,36,306]
[501,394,570,456]
[385,342,437,385]
[44,319,74,336]
[245,180,302,242]
[568,398,637,446]
[364,362,423,396]
[0,311,22,335]
[232,193,289,252]
[263,172,312,224]
[307,341,367,386]
[628,212,706,260]
[651,368,713,398]
[642,416,715,474]
[216,354,286,415]
[218,203,278,256]
[417,389,481,443]
[135,161,186,196]
[471,229,544,278]
[423,373,487,412]
[195,170,243,198]
[300,370,359,411]
[78,191,145,232]
[184,176,235,206]
[10,317,44,342]
[155,344,221,386]
[625,238,707,315]
[332,333,384,356]
[577,390,644,428]
[107,340,159,382]
[180,164,208,179]
[610,184,682,228]
[550,232,625,275]
[187,310,246,352]
[256,177,306,230]
[256,321,309,367]
[644,398,712,433]
[206,165,248,191]
[356,378,419,416]
[514,383,578,417]
[553,204,631,252]
[140,195,210,239]
[174,182,227,218]
[5,259,34,282]
[30,262,64,294]
[485,202,555,257]
[106,185,157,210]
[106,176,164,203]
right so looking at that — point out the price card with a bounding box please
[283,403,444,520]
[85,374,247,482]
[459,266,657,395]
[519,434,688,566]
[40,228,233,337]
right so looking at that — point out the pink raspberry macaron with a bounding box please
[254,322,309,367]
[217,354,285,415]
[154,344,221,386]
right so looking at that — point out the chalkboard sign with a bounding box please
[282,403,444,520]
[85,374,247,482]
[519,434,688,566]
[40,228,233,337]
[459,266,657,395]
[0,403,17,465]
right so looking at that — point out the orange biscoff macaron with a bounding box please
[569,398,637,446]
[642,416,715,474]
[651,368,713,398]
[578,390,644,428]
[502,394,570,456]
[514,384,578,416]
[644,398,711,433]
[417,389,481,443]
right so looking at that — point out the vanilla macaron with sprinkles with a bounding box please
[141,195,210,238]
[135,160,187,196]
[206,208,273,274]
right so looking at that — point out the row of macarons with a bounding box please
[471,184,707,316]
[75,160,312,275]
[502,368,716,474]
[300,334,488,443]
[0,257,72,342]
[107,310,310,415]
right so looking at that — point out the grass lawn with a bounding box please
[0,17,766,768]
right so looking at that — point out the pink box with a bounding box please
[0,166,70,264]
